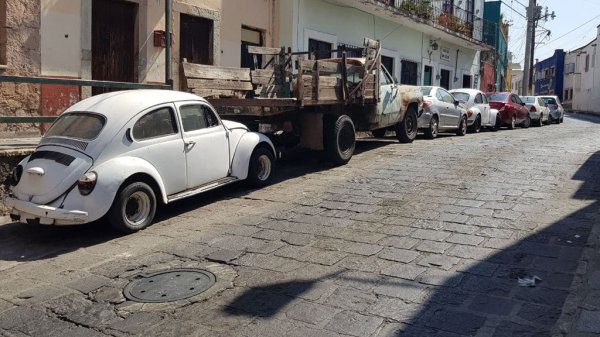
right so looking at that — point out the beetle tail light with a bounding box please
[77,171,97,196]
[530,106,536,112]
[9,165,23,186]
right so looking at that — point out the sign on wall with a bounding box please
[440,47,450,62]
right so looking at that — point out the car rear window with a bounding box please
[451,92,470,102]
[419,87,432,96]
[45,112,106,140]
[522,97,536,103]
[487,93,508,102]
[541,97,557,105]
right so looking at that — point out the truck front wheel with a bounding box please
[396,106,418,143]
[325,114,355,165]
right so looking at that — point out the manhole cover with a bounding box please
[123,268,216,303]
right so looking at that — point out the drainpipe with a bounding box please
[165,0,172,88]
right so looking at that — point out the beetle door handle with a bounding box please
[185,140,196,146]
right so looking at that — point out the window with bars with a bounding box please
[308,38,333,60]
[401,60,418,85]
[337,43,363,57]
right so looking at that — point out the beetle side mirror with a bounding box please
[521,102,526,106]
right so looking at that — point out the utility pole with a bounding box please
[521,0,536,96]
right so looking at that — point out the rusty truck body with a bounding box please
[181,38,422,165]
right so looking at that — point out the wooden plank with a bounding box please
[318,86,342,101]
[208,98,298,108]
[192,88,240,98]
[247,46,282,55]
[302,75,339,87]
[251,76,284,85]
[187,78,252,90]
[299,59,338,74]
[251,69,276,77]
[183,62,251,81]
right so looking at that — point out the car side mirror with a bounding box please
[521,102,526,106]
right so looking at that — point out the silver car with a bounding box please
[417,86,468,139]
[539,95,564,123]
[522,96,550,126]
[450,88,500,133]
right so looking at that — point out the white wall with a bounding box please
[572,26,600,113]
[41,0,82,77]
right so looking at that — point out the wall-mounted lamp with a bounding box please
[430,40,439,51]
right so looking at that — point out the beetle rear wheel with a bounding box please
[108,182,156,233]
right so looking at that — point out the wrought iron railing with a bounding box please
[376,0,487,43]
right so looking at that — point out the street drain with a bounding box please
[123,268,216,303]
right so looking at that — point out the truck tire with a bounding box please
[325,114,355,165]
[396,105,418,143]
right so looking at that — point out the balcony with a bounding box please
[333,0,492,51]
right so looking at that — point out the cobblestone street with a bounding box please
[1,113,600,337]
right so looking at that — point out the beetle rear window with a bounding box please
[487,93,508,102]
[45,113,105,140]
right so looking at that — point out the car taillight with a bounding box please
[77,171,97,196]
[530,106,536,112]
[423,100,432,109]
[466,109,473,118]
[9,165,23,186]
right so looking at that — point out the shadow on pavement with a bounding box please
[222,151,600,336]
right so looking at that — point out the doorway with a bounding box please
[241,26,262,69]
[440,69,451,89]
[92,0,137,95]
[462,74,472,88]
[180,14,213,65]
[423,65,433,86]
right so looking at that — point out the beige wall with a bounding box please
[41,0,81,77]
[221,0,276,67]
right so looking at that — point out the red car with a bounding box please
[486,92,530,129]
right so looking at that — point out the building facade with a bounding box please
[534,49,565,102]
[280,0,490,90]
[563,25,600,113]
[1,0,278,134]
[481,0,507,92]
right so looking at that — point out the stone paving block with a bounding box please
[477,227,515,239]
[516,303,561,326]
[378,236,420,249]
[425,309,486,335]
[284,300,340,327]
[493,210,523,220]
[468,294,517,315]
[109,312,164,334]
[382,264,427,280]
[417,254,461,270]
[0,306,46,330]
[411,229,452,242]
[235,253,306,273]
[206,249,246,263]
[446,233,485,246]
[416,240,453,254]
[448,245,494,260]
[378,247,420,263]
[576,310,600,334]
[225,225,262,237]
[275,246,347,266]
[65,275,112,294]
[350,212,387,222]
[376,225,415,236]
[341,242,383,256]
[281,233,315,246]
[367,296,421,322]
[332,270,380,291]
[463,208,494,217]
[417,269,464,287]
[517,242,561,258]
[513,287,569,307]
[324,311,384,337]
[439,222,479,234]
[455,199,485,207]
[335,255,393,273]
[460,275,514,296]
[374,277,429,303]
[492,321,551,337]
[13,285,74,305]
[456,260,499,277]
[322,287,377,311]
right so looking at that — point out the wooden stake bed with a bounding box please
[182,38,381,118]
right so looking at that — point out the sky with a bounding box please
[500,0,600,67]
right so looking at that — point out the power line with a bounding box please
[540,14,600,48]
[500,1,527,20]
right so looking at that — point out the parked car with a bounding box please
[6,90,276,233]
[449,88,500,132]
[539,95,564,123]
[416,86,468,139]
[522,96,550,126]
[486,92,530,129]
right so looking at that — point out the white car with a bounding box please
[6,90,276,233]
[522,96,550,126]
[449,88,500,133]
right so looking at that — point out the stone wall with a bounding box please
[0,150,31,215]
[0,0,41,136]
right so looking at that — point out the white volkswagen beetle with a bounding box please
[6,90,276,233]
[449,88,500,132]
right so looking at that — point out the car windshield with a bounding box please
[45,112,106,140]
[522,96,536,104]
[487,93,508,102]
[451,92,470,102]
[541,97,557,105]
[419,87,432,96]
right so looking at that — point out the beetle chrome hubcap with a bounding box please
[256,155,272,181]
[125,191,151,225]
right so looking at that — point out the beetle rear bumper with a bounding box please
[5,196,88,225]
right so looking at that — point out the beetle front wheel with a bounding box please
[108,182,156,233]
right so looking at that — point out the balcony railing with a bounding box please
[376,0,484,42]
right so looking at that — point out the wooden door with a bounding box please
[180,14,213,65]
[92,0,137,95]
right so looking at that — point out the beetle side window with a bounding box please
[180,105,220,132]
[474,93,483,104]
[482,94,488,104]
[132,107,178,140]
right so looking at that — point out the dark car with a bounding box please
[486,92,530,129]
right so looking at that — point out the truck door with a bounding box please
[378,66,400,116]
